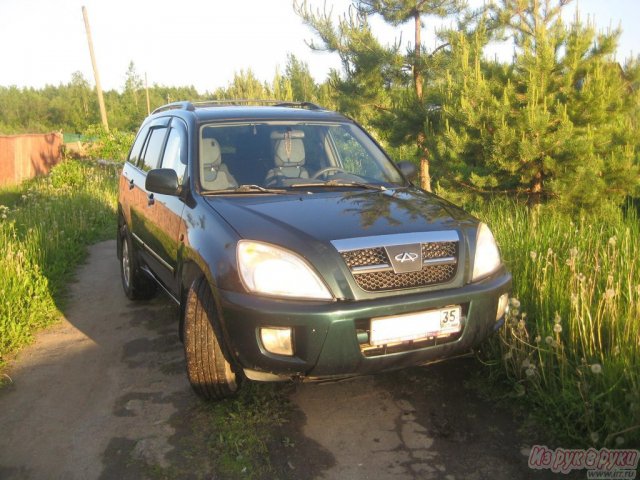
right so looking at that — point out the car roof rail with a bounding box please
[151,101,195,114]
[152,99,326,113]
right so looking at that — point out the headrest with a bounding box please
[274,138,305,167]
[270,130,305,140]
[201,138,222,168]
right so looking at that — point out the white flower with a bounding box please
[590,363,603,375]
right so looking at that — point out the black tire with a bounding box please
[120,227,157,300]
[183,277,242,400]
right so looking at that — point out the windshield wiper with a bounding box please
[201,184,290,195]
[288,180,387,191]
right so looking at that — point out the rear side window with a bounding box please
[140,127,168,172]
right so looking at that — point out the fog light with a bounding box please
[496,293,509,321]
[260,327,293,356]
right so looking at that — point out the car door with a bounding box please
[129,117,188,295]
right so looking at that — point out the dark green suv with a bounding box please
[117,100,511,400]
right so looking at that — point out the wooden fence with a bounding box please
[0,133,63,186]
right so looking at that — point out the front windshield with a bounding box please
[198,121,405,192]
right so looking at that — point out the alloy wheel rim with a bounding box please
[122,240,131,288]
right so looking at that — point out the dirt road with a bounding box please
[0,241,552,479]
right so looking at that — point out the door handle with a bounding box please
[128,178,135,190]
[147,193,155,206]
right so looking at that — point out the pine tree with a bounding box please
[432,0,639,211]
[295,0,465,191]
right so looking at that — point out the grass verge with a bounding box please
[0,158,118,366]
[472,201,639,448]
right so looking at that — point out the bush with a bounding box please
[83,124,135,162]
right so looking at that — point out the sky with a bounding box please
[0,0,638,94]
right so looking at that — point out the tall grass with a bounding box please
[0,159,118,365]
[473,201,640,448]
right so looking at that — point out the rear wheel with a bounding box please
[120,227,157,300]
[183,277,242,400]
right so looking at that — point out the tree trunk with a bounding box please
[414,11,423,100]
[528,170,544,207]
[414,10,431,191]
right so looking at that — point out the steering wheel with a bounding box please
[312,167,348,179]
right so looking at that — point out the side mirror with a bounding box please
[397,161,418,182]
[146,168,180,196]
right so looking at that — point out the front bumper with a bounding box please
[217,269,511,379]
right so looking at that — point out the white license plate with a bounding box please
[370,306,462,346]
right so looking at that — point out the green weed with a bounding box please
[0,159,118,365]
[473,201,640,448]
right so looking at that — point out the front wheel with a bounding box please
[183,277,242,400]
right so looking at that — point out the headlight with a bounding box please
[472,223,502,281]
[237,240,333,300]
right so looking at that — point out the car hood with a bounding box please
[203,187,477,246]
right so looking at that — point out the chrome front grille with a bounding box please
[332,232,459,292]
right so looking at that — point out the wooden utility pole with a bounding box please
[82,6,109,131]
[145,73,151,116]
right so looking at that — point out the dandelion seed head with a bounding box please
[525,367,535,377]
[529,251,537,261]
[554,312,561,324]
[590,363,603,374]
[547,247,554,256]
[553,324,562,333]
[545,336,554,346]
[590,432,600,444]
[608,236,617,246]
[522,358,530,369]
[510,298,521,309]
[503,351,512,360]
[569,247,578,258]
[517,319,526,331]
[535,335,541,343]
[615,436,625,446]
[605,288,616,299]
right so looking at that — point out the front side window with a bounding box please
[160,120,187,183]
[128,125,149,166]
[140,127,168,172]
[198,122,404,191]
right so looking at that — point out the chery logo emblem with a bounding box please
[394,252,419,263]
